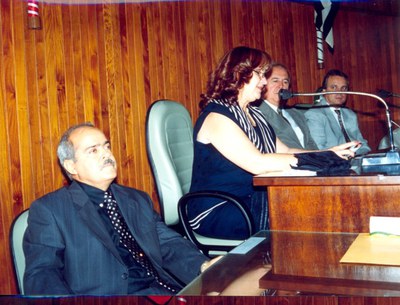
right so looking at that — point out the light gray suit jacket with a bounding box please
[304,97,371,155]
[23,181,207,296]
[258,101,318,150]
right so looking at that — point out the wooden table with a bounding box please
[253,173,400,232]
[180,231,400,296]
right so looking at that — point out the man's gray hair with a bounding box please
[57,122,95,180]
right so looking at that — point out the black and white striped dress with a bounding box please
[188,99,276,239]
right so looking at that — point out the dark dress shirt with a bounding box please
[77,182,178,294]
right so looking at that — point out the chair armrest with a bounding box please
[178,191,254,255]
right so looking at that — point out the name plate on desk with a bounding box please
[370,216,400,235]
[361,151,400,175]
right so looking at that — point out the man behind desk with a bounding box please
[258,63,318,150]
[305,69,371,155]
[23,123,210,296]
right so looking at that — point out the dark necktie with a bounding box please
[101,191,176,293]
[277,108,290,124]
[334,109,351,142]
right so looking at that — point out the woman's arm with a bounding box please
[197,113,357,175]
[276,135,360,159]
[197,113,297,175]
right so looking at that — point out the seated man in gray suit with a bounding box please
[258,63,318,150]
[23,122,214,296]
[305,69,371,155]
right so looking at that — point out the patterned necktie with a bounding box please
[277,108,290,124]
[101,191,176,293]
[334,109,351,142]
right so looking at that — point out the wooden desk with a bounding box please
[180,231,400,296]
[253,174,400,232]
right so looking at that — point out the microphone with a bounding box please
[376,89,400,99]
[279,89,295,100]
[279,89,400,174]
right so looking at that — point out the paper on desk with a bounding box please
[340,233,400,266]
[257,169,317,177]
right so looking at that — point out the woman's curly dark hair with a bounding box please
[199,46,272,110]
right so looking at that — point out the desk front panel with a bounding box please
[270,231,400,282]
[254,175,400,232]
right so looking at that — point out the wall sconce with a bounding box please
[27,0,41,30]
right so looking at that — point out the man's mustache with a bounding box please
[102,158,116,167]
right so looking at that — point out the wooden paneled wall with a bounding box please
[0,0,398,295]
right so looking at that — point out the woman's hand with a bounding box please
[329,141,361,159]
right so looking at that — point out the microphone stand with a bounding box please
[280,89,400,174]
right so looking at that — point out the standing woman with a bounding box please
[188,46,355,239]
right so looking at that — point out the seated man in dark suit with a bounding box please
[258,63,318,150]
[23,122,213,296]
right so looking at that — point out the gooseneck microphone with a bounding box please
[279,89,395,151]
[279,89,400,174]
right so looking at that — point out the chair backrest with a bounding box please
[145,100,194,226]
[378,128,400,150]
[10,209,29,295]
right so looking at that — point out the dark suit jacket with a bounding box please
[304,97,371,155]
[23,181,207,296]
[258,101,318,150]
